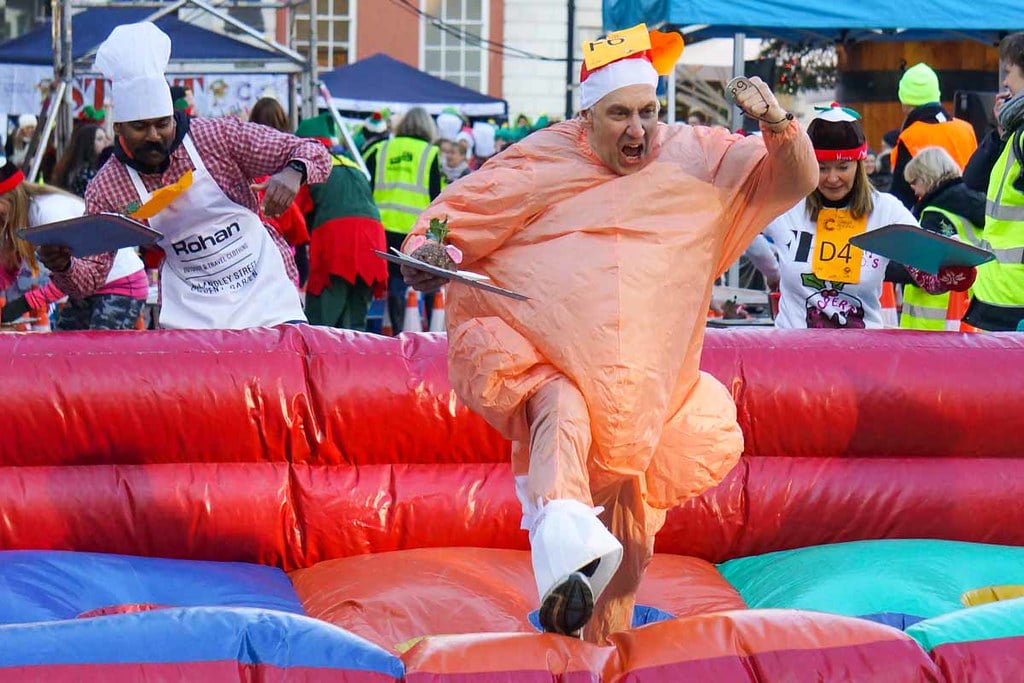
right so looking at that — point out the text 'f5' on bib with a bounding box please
[813,208,866,284]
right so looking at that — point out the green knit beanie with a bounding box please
[898,63,941,106]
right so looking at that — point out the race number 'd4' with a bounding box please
[813,208,867,285]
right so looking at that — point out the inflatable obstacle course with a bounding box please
[0,327,1022,680]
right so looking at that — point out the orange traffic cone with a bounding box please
[380,301,393,336]
[945,290,979,332]
[880,282,899,328]
[429,288,446,332]
[402,287,422,333]
[34,308,50,332]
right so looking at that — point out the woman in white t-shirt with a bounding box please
[0,161,146,330]
[764,106,975,329]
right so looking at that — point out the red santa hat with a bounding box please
[578,25,683,111]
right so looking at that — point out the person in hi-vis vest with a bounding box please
[36,22,331,330]
[961,32,1024,331]
[364,107,442,332]
[902,146,986,330]
[889,63,978,210]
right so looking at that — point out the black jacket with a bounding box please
[911,177,986,234]
[963,129,1005,193]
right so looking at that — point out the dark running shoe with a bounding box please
[539,571,594,637]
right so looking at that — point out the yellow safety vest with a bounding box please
[369,137,437,234]
[331,152,362,170]
[970,133,1024,315]
[901,207,980,331]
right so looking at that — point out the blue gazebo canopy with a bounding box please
[603,0,1023,44]
[320,53,507,119]
[0,7,296,71]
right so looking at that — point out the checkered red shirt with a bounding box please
[52,116,330,298]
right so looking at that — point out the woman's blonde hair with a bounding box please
[1,183,79,274]
[904,146,962,194]
[805,160,875,221]
[395,107,437,143]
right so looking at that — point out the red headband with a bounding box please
[814,143,869,162]
[0,168,25,195]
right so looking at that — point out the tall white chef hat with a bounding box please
[471,121,496,158]
[94,22,173,123]
[436,110,463,142]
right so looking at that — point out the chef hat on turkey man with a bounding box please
[578,24,684,111]
[94,22,174,124]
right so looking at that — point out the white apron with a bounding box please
[125,135,305,329]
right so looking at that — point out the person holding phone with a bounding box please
[961,31,1024,331]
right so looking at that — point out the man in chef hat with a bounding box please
[400,24,817,642]
[37,22,331,330]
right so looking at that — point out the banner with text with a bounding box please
[1,65,289,121]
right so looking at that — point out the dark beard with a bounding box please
[113,111,189,175]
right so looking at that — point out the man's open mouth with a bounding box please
[622,143,643,158]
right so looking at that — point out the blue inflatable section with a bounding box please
[0,551,303,624]
[528,604,674,632]
[0,606,404,677]
[858,612,926,630]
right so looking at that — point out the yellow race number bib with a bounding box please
[813,209,866,284]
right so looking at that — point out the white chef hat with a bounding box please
[471,121,496,157]
[436,111,463,141]
[95,22,173,123]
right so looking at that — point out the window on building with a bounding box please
[421,0,488,93]
[1,0,48,42]
[293,0,354,70]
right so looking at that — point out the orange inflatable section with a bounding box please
[291,549,745,651]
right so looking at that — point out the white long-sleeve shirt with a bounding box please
[764,192,916,329]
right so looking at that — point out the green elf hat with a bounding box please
[296,112,338,141]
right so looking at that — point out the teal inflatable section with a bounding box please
[906,598,1024,650]
[718,540,1024,619]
